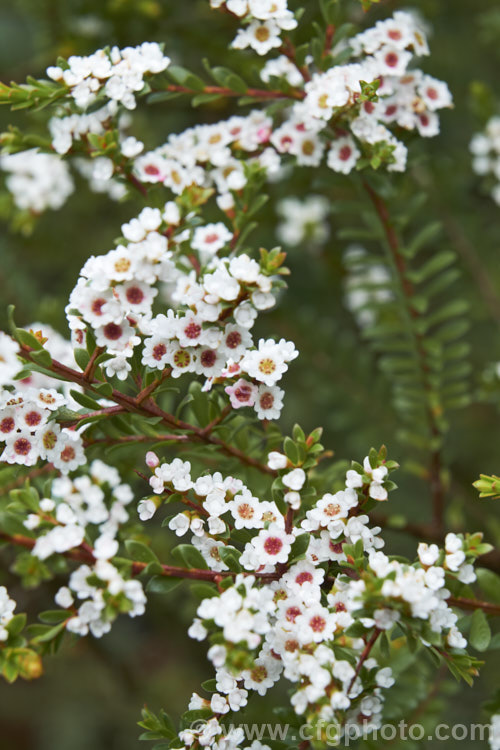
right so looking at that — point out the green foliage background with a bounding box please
[1,1,500,748]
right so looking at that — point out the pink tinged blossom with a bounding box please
[225,379,258,409]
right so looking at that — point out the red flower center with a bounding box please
[126,286,145,305]
[14,438,32,456]
[0,417,15,433]
[309,615,326,633]
[385,52,399,68]
[339,145,352,161]
[226,331,242,349]
[152,343,167,361]
[60,446,76,463]
[259,392,274,410]
[200,349,217,368]
[295,571,313,585]
[184,322,202,339]
[285,606,301,623]
[103,323,123,341]
[24,411,41,427]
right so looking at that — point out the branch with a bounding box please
[161,83,305,101]
[0,531,279,583]
[18,345,274,476]
[363,181,447,532]
[447,595,500,617]
[347,627,381,695]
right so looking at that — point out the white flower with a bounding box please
[282,468,306,491]
[267,451,287,470]
[418,542,440,567]
[169,513,191,537]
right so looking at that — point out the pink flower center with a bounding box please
[14,438,32,456]
[152,343,167,361]
[285,606,301,623]
[145,164,160,176]
[204,233,220,244]
[259,392,274,410]
[184,322,202,339]
[235,384,253,403]
[385,52,399,68]
[60,446,76,463]
[295,571,313,585]
[309,615,326,633]
[24,411,41,427]
[237,503,254,519]
[263,536,283,555]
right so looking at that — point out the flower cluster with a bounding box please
[491,715,500,750]
[46,42,170,110]
[67,203,297,419]
[24,460,145,637]
[343,245,394,329]
[132,448,480,740]
[276,195,330,248]
[470,117,500,205]
[0,386,85,472]
[0,150,74,213]
[28,459,133,559]
[55,559,146,638]
[282,11,452,175]
[0,587,16,642]
[209,0,297,56]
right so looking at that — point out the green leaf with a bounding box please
[218,546,242,573]
[469,609,491,652]
[125,540,160,564]
[171,544,208,570]
[146,576,182,595]
[5,614,26,637]
[283,437,299,465]
[167,65,205,92]
[39,610,70,624]
[289,533,310,564]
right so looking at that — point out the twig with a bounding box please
[0,531,280,583]
[18,345,274,476]
[347,628,381,695]
[363,181,447,533]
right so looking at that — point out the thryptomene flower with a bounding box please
[240,338,297,386]
[225,379,258,409]
[254,385,284,419]
[192,223,233,258]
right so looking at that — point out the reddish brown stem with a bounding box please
[0,531,280,583]
[18,345,274,476]
[162,83,305,101]
[363,181,446,533]
[347,628,381,695]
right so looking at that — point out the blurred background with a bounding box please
[1,0,500,747]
